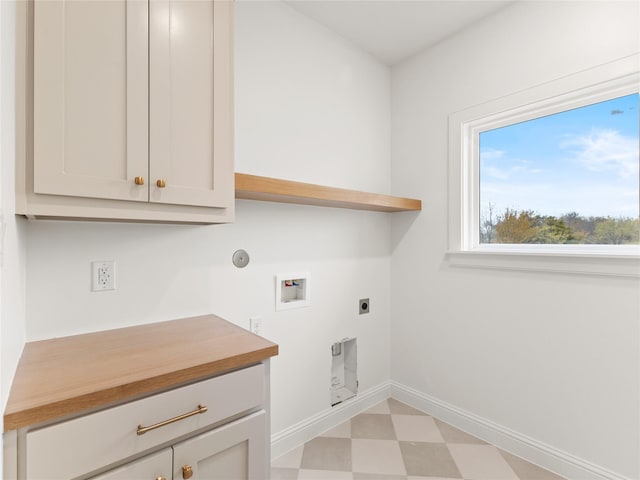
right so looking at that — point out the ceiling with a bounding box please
[285,1,513,65]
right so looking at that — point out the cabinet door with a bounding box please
[88,449,172,480]
[149,0,234,208]
[172,411,266,480]
[33,0,148,202]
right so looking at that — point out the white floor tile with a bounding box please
[298,469,354,479]
[272,444,305,469]
[447,444,519,480]
[363,400,391,415]
[391,414,444,442]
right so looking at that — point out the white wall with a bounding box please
[24,0,392,436]
[1,0,27,433]
[15,1,638,477]
[235,1,390,193]
[390,2,639,479]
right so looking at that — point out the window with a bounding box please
[448,55,640,276]
[479,93,639,246]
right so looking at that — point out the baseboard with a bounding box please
[389,381,632,480]
[270,381,392,460]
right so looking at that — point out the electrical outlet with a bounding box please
[359,298,370,315]
[250,316,263,336]
[92,261,115,291]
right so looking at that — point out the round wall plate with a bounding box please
[232,249,250,268]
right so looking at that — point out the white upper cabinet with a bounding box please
[149,0,234,208]
[33,0,149,203]
[17,0,234,223]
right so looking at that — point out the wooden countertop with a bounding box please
[3,315,278,431]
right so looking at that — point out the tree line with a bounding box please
[480,206,640,244]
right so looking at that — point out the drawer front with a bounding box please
[25,364,264,479]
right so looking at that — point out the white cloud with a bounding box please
[562,128,639,178]
[480,148,544,181]
[482,165,509,180]
[481,148,505,161]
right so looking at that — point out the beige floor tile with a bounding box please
[320,420,352,438]
[352,413,398,440]
[392,415,444,442]
[399,441,462,478]
[388,399,427,416]
[353,473,407,480]
[271,467,300,480]
[352,439,407,476]
[272,444,305,469]
[406,477,460,480]
[300,437,352,471]
[447,444,519,480]
[363,399,392,415]
[298,470,354,479]
[434,419,486,444]
[499,450,566,480]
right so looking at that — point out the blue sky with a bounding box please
[479,93,639,220]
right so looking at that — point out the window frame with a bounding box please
[447,55,640,277]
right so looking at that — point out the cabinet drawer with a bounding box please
[25,364,264,479]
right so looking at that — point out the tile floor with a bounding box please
[271,398,566,480]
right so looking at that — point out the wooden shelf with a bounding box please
[235,173,422,212]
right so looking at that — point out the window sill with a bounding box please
[445,248,640,278]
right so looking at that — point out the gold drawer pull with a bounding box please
[182,465,193,479]
[137,404,208,435]
[156,179,167,188]
[134,176,145,186]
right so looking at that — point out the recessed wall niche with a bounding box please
[275,273,310,311]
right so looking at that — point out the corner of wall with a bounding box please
[1,0,27,418]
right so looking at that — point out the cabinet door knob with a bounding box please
[156,477,167,480]
[156,179,167,188]
[134,176,145,186]
[182,465,193,479]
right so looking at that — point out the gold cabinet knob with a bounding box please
[134,176,144,185]
[156,477,167,480]
[156,179,167,188]
[182,465,193,479]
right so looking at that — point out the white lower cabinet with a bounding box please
[17,364,270,480]
[172,411,266,480]
[92,412,266,480]
[89,449,173,480]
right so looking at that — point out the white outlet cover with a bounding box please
[250,316,263,336]
[92,261,116,291]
